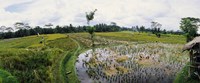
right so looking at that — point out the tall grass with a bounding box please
[0,69,18,83]
[0,34,69,83]
[96,31,186,44]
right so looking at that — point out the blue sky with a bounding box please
[0,0,200,31]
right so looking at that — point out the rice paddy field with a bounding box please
[0,31,193,83]
[76,43,189,83]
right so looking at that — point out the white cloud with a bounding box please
[0,0,200,31]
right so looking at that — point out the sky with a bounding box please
[0,0,200,31]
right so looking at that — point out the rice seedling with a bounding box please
[76,42,189,83]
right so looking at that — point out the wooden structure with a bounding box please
[183,36,200,79]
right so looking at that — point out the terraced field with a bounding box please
[76,43,189,83]
[0,34,79,83]
[0,32,190,83]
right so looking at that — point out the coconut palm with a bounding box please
[86,9,97,48]
[86,9,97,25]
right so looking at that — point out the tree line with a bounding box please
[0,22,123,39]
[132,21,184,37]
[0,22,184,39]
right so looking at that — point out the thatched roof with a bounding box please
[183,36,200,50]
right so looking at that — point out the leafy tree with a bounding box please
[0,26,14,38]
[54,25,62,33]
[0,26,14,33]
[14,22,32,37]
[180,17,200,42]
[136,26,139,32]
[14,22,31,30]
[163,29,167,34]
[110,22,117,26]
[110,22,120,31]
[86,9,97,25]
[140,26,145,32]
[0,21,186,39]
[0,26,6,33]
[69,24,76,32]
[5,27,14,32]
[151,21,162,38]
[34,26,42,36]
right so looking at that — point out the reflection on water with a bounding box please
[76,43,189,83]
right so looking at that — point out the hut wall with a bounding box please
[191,43,200,77]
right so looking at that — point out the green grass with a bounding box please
[0,34,68,83]
[96,31,186,44]
[49,37,80,83]
[0,32,188,83]
[0,34,67,49]
[64,38,81,83]
[0,69,18,83]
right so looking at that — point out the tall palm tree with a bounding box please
[86,9,97,47]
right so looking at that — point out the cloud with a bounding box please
[0,0,200,31]
[4,0,35,13]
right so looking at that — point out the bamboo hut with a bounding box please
[183,36,200,79]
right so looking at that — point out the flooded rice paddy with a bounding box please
[76,43,189,83]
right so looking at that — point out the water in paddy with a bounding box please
[76,43,189,83]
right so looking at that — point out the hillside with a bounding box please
[0,31,188,83]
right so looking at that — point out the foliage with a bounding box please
[151,21,162,38]
[0,48,65,83]
[174,62,200,83]
[86,9,97,25]
[180,17,200,42]
[0,34,72,83]
[0,31,188,83]
[94,23,121,32]
[14,22,31,30]
[87,26,96,36]
[0,69,18,83]
[0,23,126,39]
[48,38,77,51]
[0,26,13,33]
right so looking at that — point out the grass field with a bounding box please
[0,31,189,83]
[0,34,74,83]
[96,31,186,44]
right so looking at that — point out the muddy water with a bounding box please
[75,43,188,83]
[75,50,93,83]
[75,49,110,83]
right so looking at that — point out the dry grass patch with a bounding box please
[116,66,129,73]
[115,56,128,63]
[137,58,158,67]
[103,66,118,76]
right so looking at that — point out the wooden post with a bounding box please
[198,44,200,75]
[190,43,200,79]
[190,50,193,77]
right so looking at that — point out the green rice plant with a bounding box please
[0,34,69,83]
[76,43,189,83]
[0,69,18,83]
[96,31,186,44]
